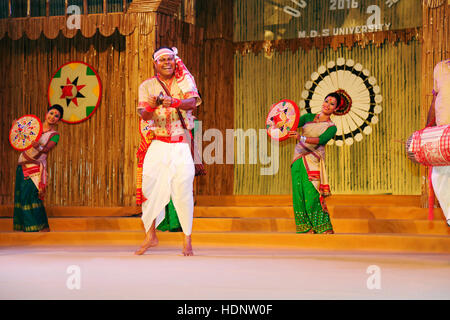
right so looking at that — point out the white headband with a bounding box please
[153,47,178,61]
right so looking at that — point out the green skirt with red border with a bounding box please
[291,159,333,234]
[13,165,49,232]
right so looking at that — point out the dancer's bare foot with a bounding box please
[323,230,334,234]
[39,227,50,232]
[134,229,159,255]
[134,237,158,255]
[306,229,315,234]
[182,235,194,256]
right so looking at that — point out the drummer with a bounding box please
[426,59,450,226]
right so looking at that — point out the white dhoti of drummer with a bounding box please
[135,46,202,256]
[426,59,450,226]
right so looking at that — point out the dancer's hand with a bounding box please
[161,96,172,108]
[147,95,159,108]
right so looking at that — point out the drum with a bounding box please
[9,114,43,151]
[266,99,300,141]
[406,124,450,166]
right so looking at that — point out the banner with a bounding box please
[234,0,422,41]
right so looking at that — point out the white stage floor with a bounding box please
[0,245,449,300]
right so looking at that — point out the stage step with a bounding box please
[2,195,447,254]
[194,206,444,220]
[195,195,422,207]
[0,205,444,220]
[0,205,141,218]
[0,195,429,218]
[0,231,448,254]
[0,217,448,235]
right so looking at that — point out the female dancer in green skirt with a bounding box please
[13,105,64,232]
[288,93,340,234]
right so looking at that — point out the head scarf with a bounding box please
[153,47,199,100]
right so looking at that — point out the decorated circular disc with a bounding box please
[139,119,154,143]
[266,99,300,141]
[300,58,382,147]
[48,61,102,124]
[9,114,43,151]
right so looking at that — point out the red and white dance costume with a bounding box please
[431,60,450,225]
[137,48,202,235]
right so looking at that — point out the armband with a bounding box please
[170,98,181,108]
[145,104,157,112]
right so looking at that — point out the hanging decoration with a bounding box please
[425,0,446,8]
[299,57,382,146]
[48,61,102,124]
[234,28,421,55]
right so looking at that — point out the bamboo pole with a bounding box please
[124,26,138,205]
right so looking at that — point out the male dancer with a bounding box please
[135,47,202,255]
[426,59,450,226]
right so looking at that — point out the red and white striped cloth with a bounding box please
[154,47,201,105]
[407,124,450,166]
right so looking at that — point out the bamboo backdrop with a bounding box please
[234,40,422,195]
[157,0,235,195]
[193,0,235,195]
[0,1,235,207]
[176,0,196,24]
[0,31,128,206]
[0,11,163,207]
[2,0,133,17]
[0,0,446,206]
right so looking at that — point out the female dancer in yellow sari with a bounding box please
[13,105,63,232]
[289,93,340,234]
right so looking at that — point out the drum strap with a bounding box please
[155,77,206,176]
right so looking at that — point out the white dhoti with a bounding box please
[141,140,195,235]
[431,166,450,225]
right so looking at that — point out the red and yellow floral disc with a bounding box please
[266,99,300,141]
[9,114,43,151]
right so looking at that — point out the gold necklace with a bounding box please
[315,113,329,122]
